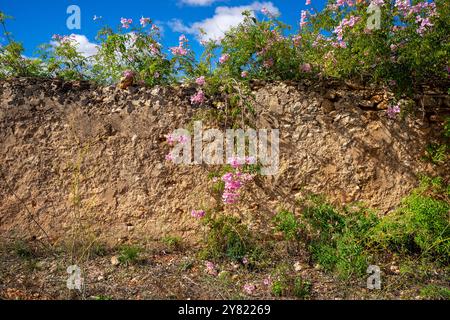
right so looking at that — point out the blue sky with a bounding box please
[1,0,328,58]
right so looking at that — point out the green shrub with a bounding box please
[201,215,253,261]
[301,197,378,279]
[162,235,182,251]
[293,277,312,300]
[118,245,142,265]
[273,210,300,241]
[371,193,450,263]
[423,143,447,164]
[419,285,450,300]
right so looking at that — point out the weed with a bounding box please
[293,277,312,300]
[201,215,253,262]
[423,143,447,164]
[162,236,182,251]
[419,285,450,300]
[273,210,300,241]
[118,245,142,265]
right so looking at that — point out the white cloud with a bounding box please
[70,35,99,57]
[169,1,280,42]
[178,0,219,6]
[51,34,99,58]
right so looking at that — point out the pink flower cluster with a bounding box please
[387,104,401,119]
[219,53,230,64]
[121,18,133,29]
[166,133,188,145]
[334,16,360,41]
[243,283,256,295]
[149,43,161,55]
[190,90,206,105]
[191,210,206,219]
[170,34,189,56]
[415,16,433,36]
[221,157,255,205]
[301,63,312,73]
[123,70,135,78]
[205,261,217,276]
[300,10,308,28]
[140,17,151,27]
[196,76,206,86]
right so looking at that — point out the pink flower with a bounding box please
[170,46,188,56]
[306,0,311,5]
[263,276,272,286]
[300,10,308,28]
[243,283,256,295]
[219,54,230,64]
[205,261,217,276]
[301,63,312,73]
[140,17,151,27]
[242,257,249,265]
[196,76,206,86]
[190,90,206,105]
[191,210,206,219]
[245,156,256,165]
[293,35,302,46]
[241,71,249,78]
[261,7,270,16]
[166,134,176,145]
[387,104,401,119]
[165,153,174,162]
[123,70,135,78]
[178,135,189,144]
[149,43,160,55]
[121,18,132,29]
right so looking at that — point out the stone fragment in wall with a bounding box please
[377,100,389,110]
[118,76,134,90]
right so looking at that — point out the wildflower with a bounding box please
[140,17,151,27]
[165,153,174,162]
[170,46,188,56]
[387,104,401,119]
[191,210,206,219]
[293,35,302,46]
[219,53,230,64]
[123,70,135,78]
[306,0,311,5]
[242,257,249,265]
[243,283,256,295]
[190,90,206,105]
[149,43,160,55]
[370,0,385,6]
[300,10,308,28]
[195,76,206,86]
[227,157,244,169]
[241,71,249,78]
[154,72,160,78]
[301,63,312,73]
[178,135,189,144]
[261,7,270,16]
[263,276,272,286]
[245,156,256,165]
[120,18,132,29]
[205,261,217,276]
